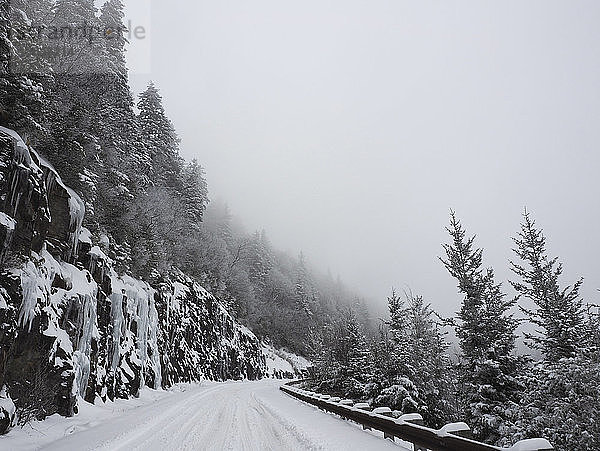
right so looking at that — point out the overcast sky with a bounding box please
[124,0,600,316]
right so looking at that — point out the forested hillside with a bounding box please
[2,1,599,449]
[0,0,372,434]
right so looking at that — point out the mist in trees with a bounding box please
[2,1,599,447]
[0,0,373,358]
[308,289,456,429]
[308,211,600,448]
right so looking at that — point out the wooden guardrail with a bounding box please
[280,382,553,451]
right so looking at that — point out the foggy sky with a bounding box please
[126,0,600,316]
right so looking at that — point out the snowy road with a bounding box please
[5,380,405,451]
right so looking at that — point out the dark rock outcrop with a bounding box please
[0,127,266,434]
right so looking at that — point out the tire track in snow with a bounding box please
[42,384,224,451]
[36,380,404,451]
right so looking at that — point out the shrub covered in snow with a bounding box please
[374,379,420,413]
[502,355,600,450]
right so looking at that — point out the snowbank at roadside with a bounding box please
[1,382,217,450]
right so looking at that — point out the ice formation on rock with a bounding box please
[0,127,266,432]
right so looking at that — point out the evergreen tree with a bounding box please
[506,354,600,450]
[342,310,372,398]
[370,291,421,414]
[370,326,396,392]
[386,289,413,380]
[52,0,102,74]
[91,0,144,235]
[308,309,372,398]
[137,82,183,190]
[405,293,456,427]
[501,212,597,449]
[374,290,455,425]
[294,252,312,316]
[441,212,521,444]
[0,0,54,136]
[510,211,585,361]
[307,323,342,393]
[180,159,208,225]
[99,0,127,79]
[245,231,273,290]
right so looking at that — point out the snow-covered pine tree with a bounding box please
[180,159,209,226]
[0,0,53,136]
[343,310,372,398]
[99,0,127,80]
[441,212,521,444]
[307,323,342,393]
[385,289,412,378]
[506,349,600,450]
[41,0,108,212]
[502,212,599,450]
[51,0,103,74]
[137,82,183,190]
[245,230,273,292]
[374,290,455,426]
[294,252,312,317]
[305,307,373,398]
[510,210,585,361]
[405,293,456,427]
[92,0,144,236]
[372,290,421,414]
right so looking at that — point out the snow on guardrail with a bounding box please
[280,381,553,451]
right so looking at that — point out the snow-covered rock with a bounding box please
[156,271,266,385]
[0,127,267,426]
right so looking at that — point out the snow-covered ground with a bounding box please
[275,348,311,373]
[264,346,295,377]
[262,344,311,378]
[2,380,406,450]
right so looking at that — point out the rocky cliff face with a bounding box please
[0,127,266,433]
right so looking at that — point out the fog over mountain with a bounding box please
[126,0,600,315]
[2,1,599,448]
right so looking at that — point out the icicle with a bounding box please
[148,293,162,389]
[109,290,125,371]
[0,213,15,263]
[72,289,98,398]
[65,187,85,261]
[8,171,21,217]
[123,278,149,389]
[18,261,43,333]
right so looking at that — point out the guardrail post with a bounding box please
[398,413,424,426]
[507,438,554,451]
[372,407,395,440]
[438,422,472,439]
[353,403,372,430]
